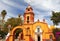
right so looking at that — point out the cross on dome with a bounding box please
[27,5,31,8]
[26,4,33,10]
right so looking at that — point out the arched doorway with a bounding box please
[37,35,40,41]
[35,26,42,41]
[13,28,23,41]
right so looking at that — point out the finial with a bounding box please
[43,19,45,22]
[27,4,31,8]
[37,19,40,22]
[28,4,30,6]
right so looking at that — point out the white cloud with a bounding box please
[24,0,60,11]
[0,1,10,12]
[1,0,26,10]
[0,0,12,20]
[5,12,17,21]
[0,0,26,21]
[34,10,44,22]
[24,0,60,25]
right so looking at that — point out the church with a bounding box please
[6,5,55,41]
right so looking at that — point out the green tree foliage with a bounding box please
[51,11,60,25]
[3,24,8,34]
[0,30,6,39]
[0,10,7,39]
[51,11,60,41]
[0,10,23,38]
[1,10,7,20]
[4,15,23,38]
[5,15,23,30]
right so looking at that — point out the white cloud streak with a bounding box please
[24,0,60,25]
[25,0,60,11]
[0,0,26,21]
[1,0,26,10]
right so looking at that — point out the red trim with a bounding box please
[29,36,34,41]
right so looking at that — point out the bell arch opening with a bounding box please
[13,28,23,41]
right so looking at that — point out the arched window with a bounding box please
[37,28,40,32]
[28,9,30,11]
[27,16,29,23]
[37,26,40,32]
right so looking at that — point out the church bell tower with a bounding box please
[24,5,34,24]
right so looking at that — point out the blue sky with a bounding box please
[0,0,60,25]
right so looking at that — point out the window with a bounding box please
[37,26,40,32]
[27,16,29,23]
[37,28,40,32]
[27,16,29,20]
[28,9,30,11]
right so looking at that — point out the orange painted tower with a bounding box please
[24,5,34,24]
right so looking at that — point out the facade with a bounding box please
[6,5,55,41]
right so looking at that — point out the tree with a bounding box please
[0,10,7,39]
[1,10,7,31]
[5,14,23,30]
[51,11,60,25]
[1,10,7,21]
[4,14,23,39]
[51,11,60,41]
[0,30,6,39]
